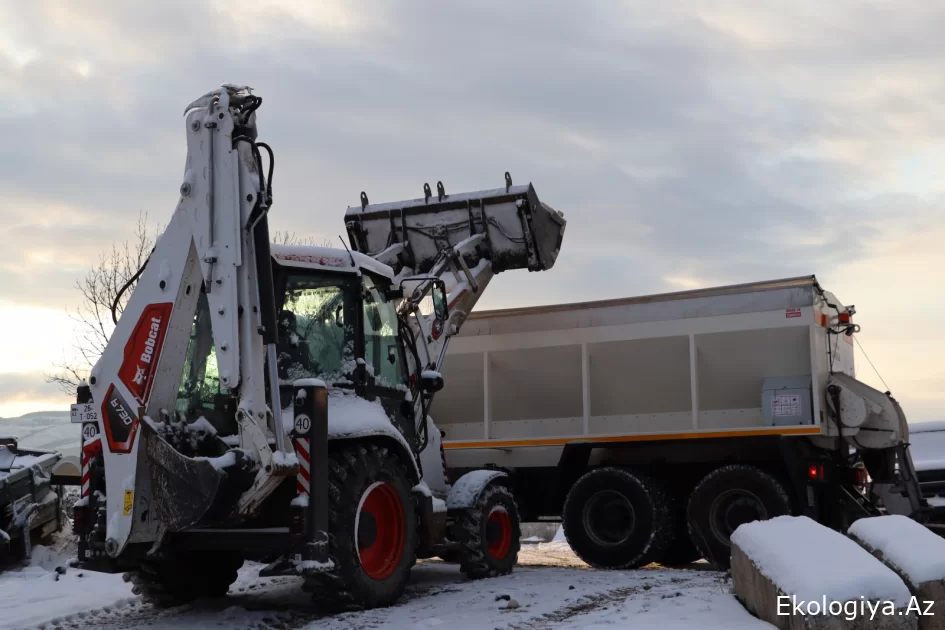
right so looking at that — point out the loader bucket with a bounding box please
[344,178,566,275]
[141,420,248,530]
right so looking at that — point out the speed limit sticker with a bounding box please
[82,422,99,442]
[294,414,311,434]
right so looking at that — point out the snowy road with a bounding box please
[1,543,773,630]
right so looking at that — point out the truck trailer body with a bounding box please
[434,275,926,568]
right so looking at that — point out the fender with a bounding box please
[446,469,507,510]
[327,429,421,485]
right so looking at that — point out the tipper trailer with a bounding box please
[434,275,930,569]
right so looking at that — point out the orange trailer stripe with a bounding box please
[442,426,822,450]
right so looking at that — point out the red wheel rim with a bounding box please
[486,507,512,560]
[357,482,405,580]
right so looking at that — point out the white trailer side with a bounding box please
[432,275,924,569]
[436,276,852,458]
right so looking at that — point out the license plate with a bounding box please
[71,403,100,425]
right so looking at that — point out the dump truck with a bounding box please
[71,85,566,611]
[434,276,931,569]
[0,436,65,566]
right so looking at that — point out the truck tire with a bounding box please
[687,465,791,570]
[306,443,418,612]
[562,468,671,569]
[661,497,701,566]
[125,551,243,607]
[454,483,521,579]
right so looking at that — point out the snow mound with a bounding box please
[731,515,911,606]
[908,425,945,472]
[848,515,945,585]
[552,524,567,542]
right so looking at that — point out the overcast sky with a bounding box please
[0,0,942,420]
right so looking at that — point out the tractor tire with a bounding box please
[660,494,701,566]
[125,551,243,607]
[687,464,792,571]
[453,483,521,579]
[305,443,418,613]
[562,468,671,569]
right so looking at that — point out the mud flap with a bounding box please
[142,420,237,530]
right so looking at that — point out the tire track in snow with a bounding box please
[507,574,705,629]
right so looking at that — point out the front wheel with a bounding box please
[453,484,521,579]
[306,443,418,612]
[562,468,671,569]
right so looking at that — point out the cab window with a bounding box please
[362,276,407,390]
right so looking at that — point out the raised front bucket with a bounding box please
[344,177,566,275]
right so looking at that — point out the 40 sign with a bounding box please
[294,414,312,435]
[82,423,99,442]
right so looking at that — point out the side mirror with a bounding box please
[432,281,449,322]
[420,370,444,394]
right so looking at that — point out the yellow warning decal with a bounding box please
[123,490,134,516]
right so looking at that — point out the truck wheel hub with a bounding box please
[356,481,405,580]
[583,490,635,547]
[710,490,766,543]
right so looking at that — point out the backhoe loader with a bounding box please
[71,85,566,610]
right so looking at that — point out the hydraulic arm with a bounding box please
[84,86,295,557]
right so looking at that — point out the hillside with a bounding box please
[0,410,76,456]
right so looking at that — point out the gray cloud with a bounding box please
[1,0,943,319]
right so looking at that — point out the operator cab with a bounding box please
[174,244,448,453]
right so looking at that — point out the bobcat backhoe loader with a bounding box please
[72,85,566,610]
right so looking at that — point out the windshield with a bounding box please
[276,273,357,389]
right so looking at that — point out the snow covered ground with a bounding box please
[0,531,771,630]
[0,411,76,457]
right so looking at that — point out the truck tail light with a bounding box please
[854,466,869,488]
[807,463,825,482]
[838,312,852,324]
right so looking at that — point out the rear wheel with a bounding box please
[306,443,417,612]
[687,465,791,570]
[125,551,243,607]
[562,468,671,569]
[453,484,521,579]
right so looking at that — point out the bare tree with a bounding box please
[45,212,159,396]
[272,230,334,248]
[46,221,332,396]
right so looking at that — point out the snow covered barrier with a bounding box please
[848,515,945,629]
[731,516,916,630]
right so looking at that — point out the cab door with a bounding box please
[360,275,415,447]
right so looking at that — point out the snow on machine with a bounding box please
[0,436,64,567]
[71,85,566,610]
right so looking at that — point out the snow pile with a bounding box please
[552,524,567,542]
[272,450,299,468]
[731,515,911,606]
[537,524,573,553]
[848,515,945,585]
[0,536,133,630]
[908,422,945,472]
